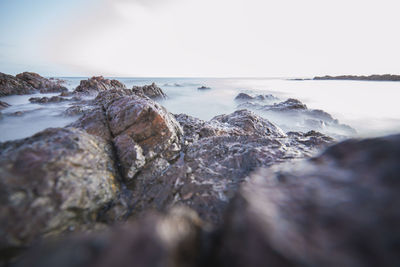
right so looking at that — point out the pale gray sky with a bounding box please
[2,0,400,77]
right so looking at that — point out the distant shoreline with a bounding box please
[313,74,400,82]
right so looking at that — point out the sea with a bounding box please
[0,77,399,142]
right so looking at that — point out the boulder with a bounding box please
[132,83,167,99]
[71,90,183,183]
[74,76,127,95]
[14,206,205,267]
[16,72,67,93]
[217,134,400,267]
[0,128,120,256]
[234,93,278,102]
[0,72,35,96]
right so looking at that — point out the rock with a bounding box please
[74,76,127,95]
[14,206,205,267]
[217,134,400,267]
[0,72,35,96]
[0,128,120,256]
[0,101,11,110]
[238,98,356,137]
[126,110,333,224]
[132,83,167,99]
[16,72,67,93]
[198,86,211,90]
[29,96,69,104]
[0,72,67,96]
[71,90,183,183]
[234,93,278,102]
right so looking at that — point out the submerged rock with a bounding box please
[0,101,11,110]
[132,83,167,99]
[29,96,70,104]
[74,76,127,95]
[0,128,119,255]
[234,93,278,102]
[217,134,400,267]
[198,86,211,90]
[238,97,356,137]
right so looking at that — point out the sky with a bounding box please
[0,0,400,77]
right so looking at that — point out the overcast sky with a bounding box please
[1,0,399,77]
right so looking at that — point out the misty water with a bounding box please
[1,77,399,142]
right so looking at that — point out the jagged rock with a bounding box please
[0,72,35,96]
[0,128,120,257]
[132,83,167,99]
[74,76,127,95]
[125,110,333,224]
[198,86,211,90]
[217,134,400,267]
[0,101,10,110]
[0,72,67,96]
[29,96,69,104]
[16,72,67,93]
[71,90,183,183]
[238,98,356,137]
[14,206,205,267]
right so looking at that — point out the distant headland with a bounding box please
[313,74,400,82]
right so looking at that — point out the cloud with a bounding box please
[44,0,400,77]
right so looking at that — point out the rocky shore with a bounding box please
[0,72,67,96]
[0,74,399,266]
[314,74,400,81]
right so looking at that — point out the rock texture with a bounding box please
[74,76,127,95]
[132,83,167,99]
[238,97,356,137]
[217,134,400,267]
[11,134,400,267]
[0,72,67,96]
[0,128,119,255]
[71,89,183,183]
[124,110,333,224]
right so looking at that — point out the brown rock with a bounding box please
[16,72,67,93]
[74,76,127,95]
[132,83,167,99]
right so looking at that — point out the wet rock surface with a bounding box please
[0,128,119,256]
[132,83,167,99]
[0,72,67,96]
[237,96,356,137]
[217,134,400,267]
